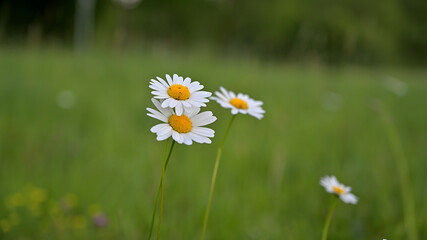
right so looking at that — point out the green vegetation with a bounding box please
[1,0,427,64]
[1,49,426,239]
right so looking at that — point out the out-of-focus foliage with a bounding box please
[0,0,426,61]
[0,185,109,239]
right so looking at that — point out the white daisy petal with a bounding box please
[182,101,191,108]
[159,97,168,107]
[220,86,230,99]
[238,109,247,114]
[147,112,168,122]
[192,127,215,137]
[344,186,352,193]
[237,93,245,99]
[153,95,166,99]
[247,110,263,119]
[157,131,172,141]
[249,108,266,114]
[340,193,358,204]
[173,74,179,81]
[192,134,211,144]
[169,99,178,108]
[215,93,229,103]
[182,134,193,145]
[181,101,193,114]
[157,125,173,136]
[187,132,204,143]
[149,84,164,91]
[175,103,183,116]
[155,77,169,88]
[185,107,201,118]
[172,131,180,142]
[177,76,184,85]
[166,74,173,86]
[191,91,212,100]
[177,133,185,144]
[151,99,173,116]
[186,99,205,108]
[188,81,202,89]
[183,77,191,86]
[150,123,169,133]
[188,84,204,92]
[192,112,217,126]
[183,105,193,113]
[151,92,168,99]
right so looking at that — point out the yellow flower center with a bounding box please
[229,98,248,109]
[169,114,192,133]
[167,84,190,100]
[333,186,346,195]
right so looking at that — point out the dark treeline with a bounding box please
[1,0,426,64]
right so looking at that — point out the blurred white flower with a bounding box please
[57,90,76,109]
[147,99,217,145]
[149,74,212,116]
[211,86,265,119]
[320,175,358,204]
[383,76,407,97]
[322,91,343,112]
[113,0,141,9]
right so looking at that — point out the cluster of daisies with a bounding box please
[147,73,358,204]
[147,74,265,145]
[146,73,359,240]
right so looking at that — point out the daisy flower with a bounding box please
[320,175,358,204]
[211,86,265,119]
[147,99,217,145]
[149,74,212,116]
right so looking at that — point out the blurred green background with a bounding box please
[0,0,427,239]
[1,0,427,64]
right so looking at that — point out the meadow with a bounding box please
[0,48,426,239]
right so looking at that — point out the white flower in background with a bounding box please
[113,0,141,9]
[147,99,217,145]
[383,76,407,97]
[149,74,212,116]
[57,90,76,109]
[322,91,343,112]
[211,87,265,119]
[320,175,358,204]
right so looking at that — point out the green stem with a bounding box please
[147,139,175,240]
[321,198,338,240]
[200,115,236,240]
[377,102,418,240]
[156,140,176,240]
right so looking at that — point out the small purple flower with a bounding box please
[92,213,108,228]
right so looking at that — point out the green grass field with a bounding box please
[1,48,426,239]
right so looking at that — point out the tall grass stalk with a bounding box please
[377,102,418,240]
[147,139,176,240]
[321,198,338,240]
[200,115,236,240]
